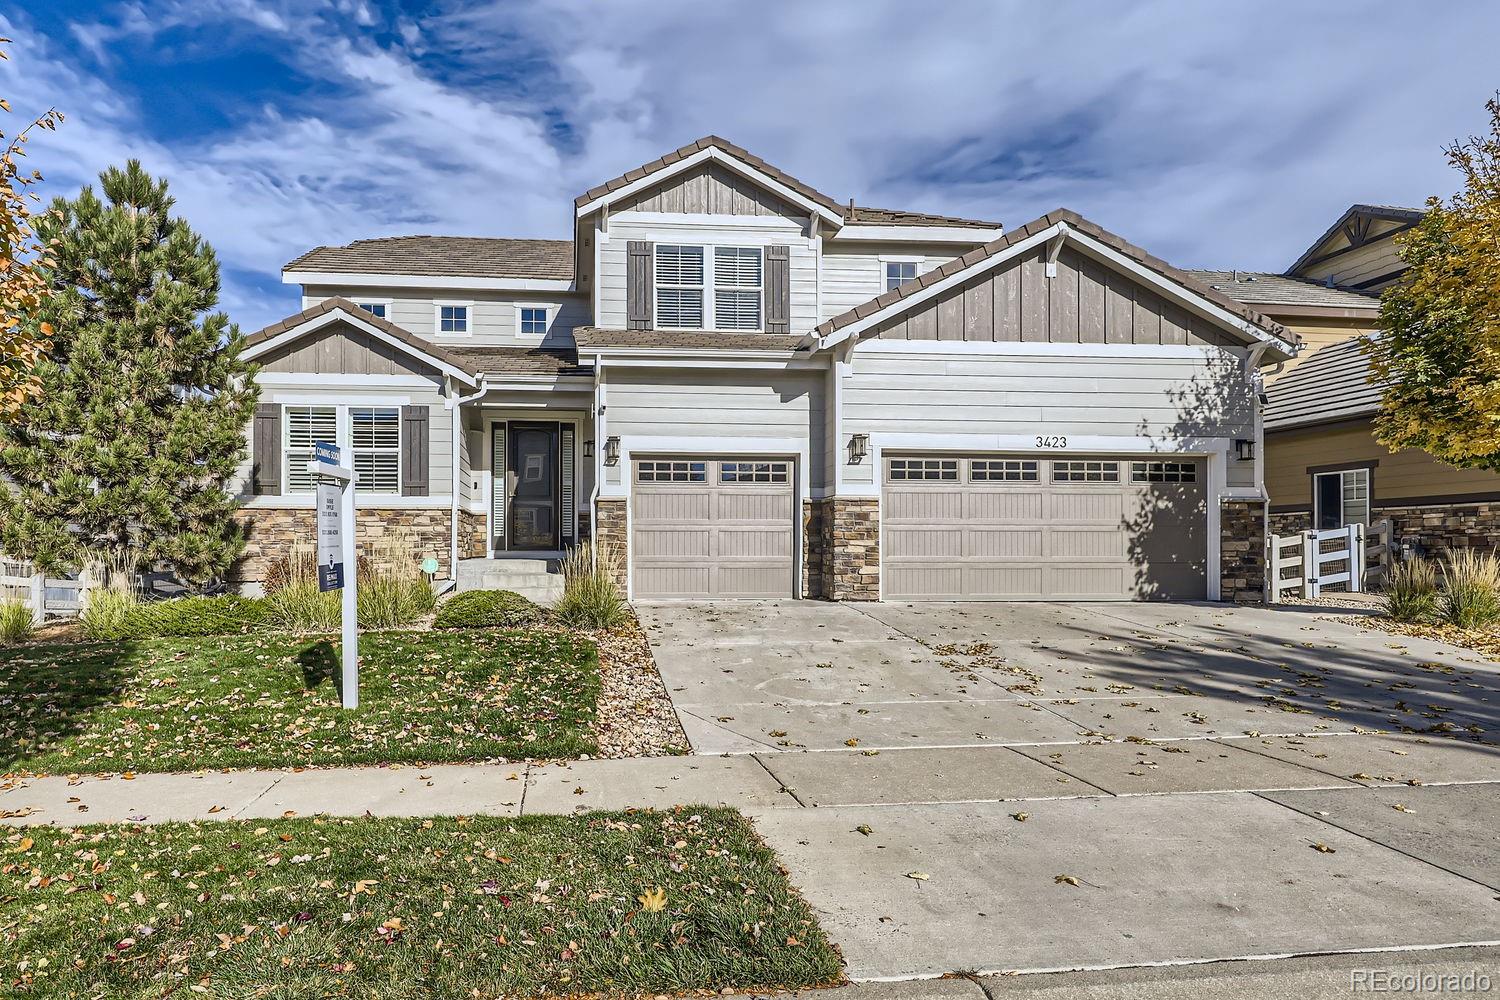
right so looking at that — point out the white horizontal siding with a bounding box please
[301,286,589,348]
[596,213,816,332]
[842,346,1257,488]
[602,369,826,491]
[819,242,963,323]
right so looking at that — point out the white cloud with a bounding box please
[7,0,1500,330]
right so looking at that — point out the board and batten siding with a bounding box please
[1266,419,1500,512]
[300,287,589,348]
[600,369,826,491]
[819,242,964,324]
[871,246,1239,348]
[1294,234,1406,291]
[612,162,803,217]
[842,347,1258,488]
[595,214,817,333]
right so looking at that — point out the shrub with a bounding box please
[434,590,542,629]
[555,542,627,630]
[359,576,437,630]
[133,594,269,637]
[264,579,342,633]
[1383,558,1439,624]
[1439,549,1500,629]
[263,530,434,633]
[0,597,33,644]
[79,585,141,641]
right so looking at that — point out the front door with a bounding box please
[507,422,559,551]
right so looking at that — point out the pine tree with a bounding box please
[0,160,258,585]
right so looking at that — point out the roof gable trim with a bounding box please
[281,270,576,293]
[576,146,845,226]
[243,305,478,387]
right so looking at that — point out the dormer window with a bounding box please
[655,245,705,328]
[885,260,918,292]
[356,301,388,319]
[437,303,470,335]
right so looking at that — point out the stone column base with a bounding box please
[827,498,880,601]
[1219,498,1267,604]
[593,499,629,593]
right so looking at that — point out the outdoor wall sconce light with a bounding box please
[583,439,594,459]
[1235,438,1255,461]
[848,433,869,464]
[604,436,620,466]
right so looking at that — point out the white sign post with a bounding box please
[309,441,359,709]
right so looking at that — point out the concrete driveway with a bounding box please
[636,599,1499,754]
[636,599,1500,980]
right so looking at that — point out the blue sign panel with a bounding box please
[318,561,344,592]
[314,440,341,466]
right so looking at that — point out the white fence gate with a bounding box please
[0,558,88,623]
[1268,519,1392,601]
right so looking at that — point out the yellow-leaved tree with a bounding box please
[0,37,62,418]
[1369,95,1500,468]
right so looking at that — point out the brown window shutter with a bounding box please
[627,240,654,330]
[765,245,791,333]
[252,402,281,495]
[401,404,429,496]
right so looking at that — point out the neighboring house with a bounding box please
[1206,203,1500,554]
[233,136,1296,603]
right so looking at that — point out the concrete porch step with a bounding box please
[455,557,565,605]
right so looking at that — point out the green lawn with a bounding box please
[1,629,600,775]
[2,809,842,998]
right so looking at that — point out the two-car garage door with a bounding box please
[882,454,1207,601]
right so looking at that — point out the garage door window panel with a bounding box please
[890,458,958,482]
[1131,461,1197,484]
[721,461,789,484]
[971,459,1038,482]
[638,460,706,483]
[1053,460,1120,483]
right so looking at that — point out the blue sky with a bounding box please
[6,1,1499,331]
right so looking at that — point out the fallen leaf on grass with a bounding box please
[15,837,33,853]
[638,886,667,912]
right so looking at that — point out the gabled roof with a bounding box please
[442,345,592,378]
[1188,270,1380,312]
[1285,204,1426,277]
[574,135,845,218]
[284,236,574,281]
[244,297,477,385]
[843,205,1004,230]
[1264,336,1383,432]
[813,208,1298,355]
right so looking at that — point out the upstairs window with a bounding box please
[351,407,401,494]
[284,406,337,494]
[655,245,705,328]
[714,247,762,330]
[356,301,387,319]
[885,260,918,292]
[438,304,469,334]
[519,307,548,337]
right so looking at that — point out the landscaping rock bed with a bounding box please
[587,615,690,757]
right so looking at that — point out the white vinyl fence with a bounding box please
[1268,519,1392,601]
[0,557,88,623]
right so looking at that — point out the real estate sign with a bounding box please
[306,440,360,709]
[316,479,343,591]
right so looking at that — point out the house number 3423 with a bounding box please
[1035,435,1068,449]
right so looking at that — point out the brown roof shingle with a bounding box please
[1188,271,1380,312]
[844,205,1003,230]
[572,328,808,353]
[814,208,1298,350]
[285,236,574,281]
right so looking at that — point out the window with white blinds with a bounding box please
[713,246,762,330]
[351,407,401,494]
[284,406,337,494]
[655,245,705,328]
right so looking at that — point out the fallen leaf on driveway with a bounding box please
[1310,842,1336,854]
[1054,875,1080,887]
[905,871,930,882]
[1011,812,1029,822]
[855,824,873,836]
[1393,804,1415,814]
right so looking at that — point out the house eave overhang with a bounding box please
[242,306,480,388]
[575,344,823,371]
[828,224,1004,244]
[574,146,845,228]
[811,221,1300,360]
[283,270,577,293]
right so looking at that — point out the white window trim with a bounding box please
[712,245,764,331]
[281,403,405,500]
[283,404,337,497]
[353,298,393,320]
[1314,467,1370,529]
[513,302,559,343]
[654,243,767,332]
[879,255,922,293]
[434,300,474,337]
[350,405,404,496]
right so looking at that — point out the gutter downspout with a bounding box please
[588,360,606,573]
[447,377,490,583]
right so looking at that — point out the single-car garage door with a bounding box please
[632,457,795,599]
[883,455,1206,601]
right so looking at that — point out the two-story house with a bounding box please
[233,136,1297,603]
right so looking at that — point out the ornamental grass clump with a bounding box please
[78,554,142,641]
[357,530,436,629]
[555,542,627,630]
[1439,549,1500,629]
[1383,557,1439,624]
[263,541,340,633]
[0,595,32,645]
